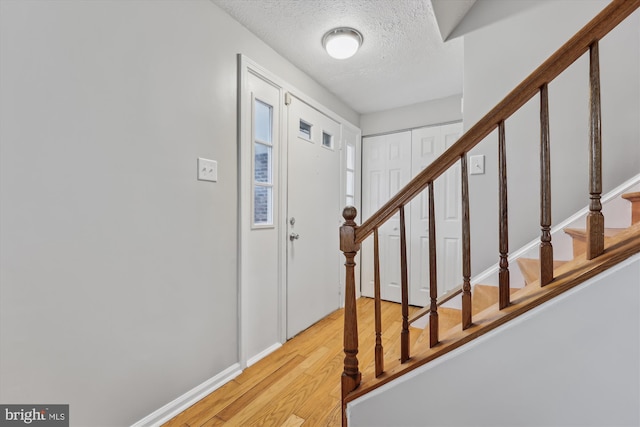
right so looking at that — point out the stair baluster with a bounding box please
[428,182,439,347]
[461,155,472,329]
[399,205,410,362]
[373,228,384,377]
[540,83,554,286]
[498,120,510,308]
[587,40,604,260]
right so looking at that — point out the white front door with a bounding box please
[361,123,462,306]
[286,96,342,339]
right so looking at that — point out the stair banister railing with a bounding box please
[340,0,640,424]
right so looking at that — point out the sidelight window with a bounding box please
[253,99,273,226]
[345,142,356,206]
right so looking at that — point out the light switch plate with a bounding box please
[198,158,217,182]
[469,154,485,175]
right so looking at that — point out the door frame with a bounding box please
[238,55,361,368]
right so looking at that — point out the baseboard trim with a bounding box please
[131,363,242,427]
[247,342,282,367]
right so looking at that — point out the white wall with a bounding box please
[463,1,640,274]
[360,94,462,136]
[349,254,640,426]
[0,1,357,425]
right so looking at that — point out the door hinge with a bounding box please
[284,92,292,106]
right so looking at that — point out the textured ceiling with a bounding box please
[211,0,464,115]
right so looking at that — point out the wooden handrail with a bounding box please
[354,0,640,245]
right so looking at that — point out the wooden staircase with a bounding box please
[399,191,640,365]
[338,1,640,425]
[349,219,640,404]
[341,188,640,420]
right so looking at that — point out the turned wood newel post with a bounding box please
[340,206,361,405]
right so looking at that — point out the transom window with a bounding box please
[322,131,333,148]
[299,120,312,140]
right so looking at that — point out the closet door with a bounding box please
[361,123,462,306]
[361,131,411,303]
[409,123,463,306]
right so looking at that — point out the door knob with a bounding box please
[289,233,300,241]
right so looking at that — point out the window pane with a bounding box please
[346,170,354,196]
[254,186,272,225]
[322,132,332,148]
[254,143,271,183]
[255,100,272,143]
[299,120,311,139]
[347,144,355,169]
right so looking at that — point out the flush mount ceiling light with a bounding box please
[322,27,363,60]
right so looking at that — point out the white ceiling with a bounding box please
[211,0,467,115]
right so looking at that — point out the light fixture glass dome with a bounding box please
[322,28,363,60]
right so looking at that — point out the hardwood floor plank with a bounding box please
[200,416,226,427]
[281,414,305,427]
[243,373,321,426]
[217,355,305,421]
[161,380,241,427]
[164,299,408,427]
[221,343,333,426]
[295,390,339,425]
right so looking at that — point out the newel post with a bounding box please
[340,206,361,423]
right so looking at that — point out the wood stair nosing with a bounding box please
[564,227,626,258]
[622,191,640,225]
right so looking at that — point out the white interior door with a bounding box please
[410,123,463,305]
[361,131,412,303]
[361,123,462,306]
[286,96,342,339]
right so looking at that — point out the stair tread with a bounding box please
[414,285,520,348]
[564,227,627,257]
[564,227,626,238]
[621,192,640,201]
[622,192,640,225]
[516,258,567,286]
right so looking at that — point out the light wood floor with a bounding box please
[163,298,418,427]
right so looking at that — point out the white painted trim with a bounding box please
[361,119,463,139]
[237,54,248,369]
[246,342,282,367]
[131,363,242,427]
[238,56,287,367]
